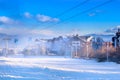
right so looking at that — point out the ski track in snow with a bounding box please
[0,56,120,80]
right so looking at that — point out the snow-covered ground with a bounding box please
[0,56,120,80]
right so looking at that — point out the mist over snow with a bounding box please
[0,25,119,50]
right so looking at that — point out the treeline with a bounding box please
[84,43,120,64]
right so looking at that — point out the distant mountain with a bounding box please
[0,33,8,37]
[0,33,16,38]
[85,26,120,42]
[87,33,113,36]
[87,32,115,42]
[86,33,114,42]
[105,25,120,33]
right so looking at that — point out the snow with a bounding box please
[0,56,120,80]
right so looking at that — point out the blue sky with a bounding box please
[0,0,120,37]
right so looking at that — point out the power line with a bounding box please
[64,0,113,21]
[41,0,113,30]
[38,0,90,29]
[55,0,90,17]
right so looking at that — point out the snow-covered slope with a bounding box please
[0,56,120,80]
[86,33,114,42]
[86,26,120,42]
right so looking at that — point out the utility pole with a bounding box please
[86,42,89,58]
[112,28,120,55]
[35,39,40,55]
[86,36,93,59]
[71,41,80,58]
[105,42,110,62]
[3,38,11,56]
[71,45,73,58]
[14,38,18,54]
